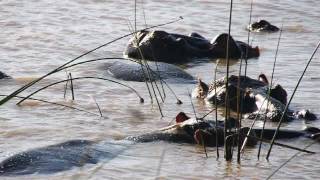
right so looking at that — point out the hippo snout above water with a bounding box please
[247,20,280,32]
[124,30,260,63]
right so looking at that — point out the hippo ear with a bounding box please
[198,78,208,88]
[258,73,269,85]
[198,78,209,94]
[176,112,190,123]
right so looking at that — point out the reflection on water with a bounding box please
[0,0,319,179]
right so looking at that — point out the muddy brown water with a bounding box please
[0,0,320,179]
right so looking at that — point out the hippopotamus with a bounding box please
[0,71,10,79]
[247,20,279,32]
[1,112,319,176]
[124,30,260,63]
[105,60,195,83]
[192,74,316,122]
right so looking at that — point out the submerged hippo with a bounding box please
[193,74,316,122]
[1,112,319,176]
[105,60,195,83]
[124,30,260,63]
[247,20,279,32]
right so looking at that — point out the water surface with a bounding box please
[0,0,320,179]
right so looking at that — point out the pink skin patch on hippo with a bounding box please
[175,112,190,123]
[194,129,202,144]
[254,46,260,57]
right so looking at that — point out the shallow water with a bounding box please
[0,0,320,179]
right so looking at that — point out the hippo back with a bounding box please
[105,60,195,83]
[0,140,129,176]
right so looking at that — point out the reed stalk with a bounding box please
[236,58,244,163]
[266,40,320,160]
[236,0,254,163]
[63,71,69,99]
[140,0,167,101]
[18,76,144,105]
[214,61,220,158]
[128,16,164,117]
[56,57,181,104]
[93,97,103,117]
[127,19,154,104]
[240,97,269,153]
[266,140,317,179]
[224,0,234,161]
[244,0,254,77]
[131,0,163,103]
[69,73,75,100]
[0,17,183,106]
[188,91,208,158]
[134,0,137,32]
[14,57,181,105]
[0,94,99,116]
[257,23,283,159]
[248,135,315,154]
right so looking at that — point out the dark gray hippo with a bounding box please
[1,112,319,176]
[247,20,279,32]
[0,71,10,79]
[192,74,316,122]
[105,60,195,83]
[124,30,260,63]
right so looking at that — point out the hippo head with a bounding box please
[210,33,260,59]
[295,109,317,121]
[173,113,247,147]
[210,33,242,59]
[193,75,290,121]
[193,77,258,113]
[270,84,287,105]
[193,126,257,147]
[248,20,280,32]
[257,74,287,105]
[124,30,191,63]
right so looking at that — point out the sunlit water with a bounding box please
[0,0,320,179]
